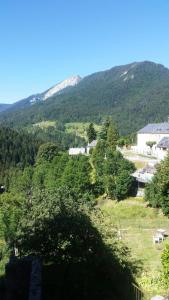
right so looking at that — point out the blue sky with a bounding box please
[0,0,169,103]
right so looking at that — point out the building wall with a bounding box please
[69,148,86,155]
[156,148,168,160]
[137,133,169,156]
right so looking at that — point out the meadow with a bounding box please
[65,122,101,140]
[100,197,169,298]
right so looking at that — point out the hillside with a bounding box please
[0,104,11,113]
[1,61,169,134]
[1,75,81,113]
[0,127,41,185]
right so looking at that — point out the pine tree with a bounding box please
[87,123,97,143]
[107,121,119,151]
[99,118,110,140]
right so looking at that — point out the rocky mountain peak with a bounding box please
[43,75,81,100]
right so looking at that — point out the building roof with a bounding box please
[157,137,169,149]
[87,140,97,147]
[132,164,156,183]
[138,122,169,134]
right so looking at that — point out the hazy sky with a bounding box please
[0,0,169,103]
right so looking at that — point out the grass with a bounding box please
[33,120,56,129]
[122,149,158,161]
[100,197,169,297]
[31,121,102,141]
[65,122,101,140]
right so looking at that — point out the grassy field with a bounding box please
[99,197,169,297]
[65,122,101,140]
[33,120,56,128]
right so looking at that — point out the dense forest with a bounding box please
[0,125,86,189]
[1,61,169,134]
[26,122,86,149]
[0,127,40,168]
[0,127,41,187]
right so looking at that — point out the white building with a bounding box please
[69,140,98,156]
[86,140,97,154]
[69,147,86,155]
[136,122,169,160]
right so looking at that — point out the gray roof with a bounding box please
[138,122,169,134]
[141,165,156,175]
[157,137,169,149]
[87,140,97,147]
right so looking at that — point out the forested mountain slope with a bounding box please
[0,104,11,112]
[0,127,40,170]
[1,61,169,134]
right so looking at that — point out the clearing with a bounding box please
[65,122,101,140]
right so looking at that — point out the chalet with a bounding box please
[69,147,86,155]
[69,140,97,155]
[136,122,169,160]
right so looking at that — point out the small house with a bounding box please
[86,140,97,154]
[69,147,86,155]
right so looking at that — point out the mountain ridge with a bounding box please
[1,61,169,134]
[2,75,81,113]
[0,103,11,113]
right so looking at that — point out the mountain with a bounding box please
[42,75,81,100]
[4,75,82,112]
[1,61,169,134]
[0,104,11,112]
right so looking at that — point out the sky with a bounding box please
[0,0,169,103]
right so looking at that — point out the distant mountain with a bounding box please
[4,75,82,113]
[1,61,169,134]
[0,104,11,112]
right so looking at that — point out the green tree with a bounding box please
[32,161,50,190]
[99,117,111,140]
[44,153,69,189]
[145,153,169,215]
[104,150,135,200]
[0,192,25,250]
[16,188,136,300]
[36,142,59,163]
[61,156,92,196]
[92,140,106,177]
[16,166,33,195]
[107,121,119,151]
[87,123,97,143]
[162,243,169,286]
[115,170,135,200]
[146,141,156,149]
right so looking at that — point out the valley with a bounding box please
[0,62,169,299]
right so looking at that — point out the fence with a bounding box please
[132,283,144,300]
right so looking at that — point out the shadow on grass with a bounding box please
[0,211,140,300]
